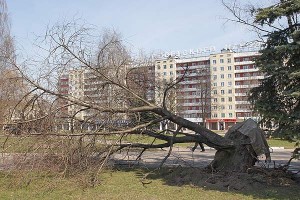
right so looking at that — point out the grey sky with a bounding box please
[8,0,260,57]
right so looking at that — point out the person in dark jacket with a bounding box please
[191,142,205,152]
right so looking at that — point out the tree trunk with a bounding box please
[209,119,270,172]
[153,109,269,172]
[209,130,257,172]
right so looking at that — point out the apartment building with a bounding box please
[207,50,236,130]
[176,57,211,125]
[154,49,262,131]
[58,49,263,131]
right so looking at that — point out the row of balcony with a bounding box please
[235,84,260,88]
[234,76,264,81]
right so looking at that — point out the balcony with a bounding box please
[234,84,260,88]
[234,76,264,81]
[177,80,205,85]
[234,60,254,65]
[235,93,248,96]
[180,110,202,114]
[234,68,258,73]
[235,101,250,104]
[177,65,209,70]
[178,102,200,106]
[236,109,252,112]
[177,88,198,92]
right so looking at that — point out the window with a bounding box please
[213,75,217,80]
[157,65,161,70]
[220,66,224,71]
[213,60,216,64]
[213,113,218,118]
[163,72,167,76]
[170,64,173,68]
[213,67,217,71]
[212,106,217,110]
[213,98,218,102]
[221,90,225,94]
[236,66,240,70]
[228,66,232,70]
[229,113,233,117]
[163,65,167,69]
[228,89,232,94]
[228,105,233,109]
[221,98,225,102]
[228,74,232,78]
[228,97,232,102]
[221,113,225,118]
[221,74,224,79]
[220,59,224,63]
[170,71,173,76]
[221,105,225,110]
[213,90,217,94]
[213,83,217,87]
[228,82,232,86]
[221,82,224,87]
[244,65,249,69]
[227,58,231,63]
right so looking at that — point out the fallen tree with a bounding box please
[0,21,275,176]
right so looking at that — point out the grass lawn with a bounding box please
[0,168,298,200]
[267,138,298,149]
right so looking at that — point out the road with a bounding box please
[111,147,300,174]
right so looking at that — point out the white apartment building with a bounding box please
[154,49,262,131]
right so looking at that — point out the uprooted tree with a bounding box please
[1,20,273,176]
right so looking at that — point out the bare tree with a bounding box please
[0,0,28,126]
[6,21,271,178]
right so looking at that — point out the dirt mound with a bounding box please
[155,166,298,192]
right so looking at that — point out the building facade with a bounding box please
[58,49,263,131]
[154,49,262,130]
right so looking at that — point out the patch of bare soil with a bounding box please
[154,166,299,192]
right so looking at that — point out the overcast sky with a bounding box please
[7,0,264,58]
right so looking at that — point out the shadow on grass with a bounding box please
[114,166,300,200]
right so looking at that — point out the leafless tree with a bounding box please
[3,20,271,180]
[0,0,28,126]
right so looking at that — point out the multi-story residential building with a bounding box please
[207,50,236,130]
[58,49,263,132]
[154,49,262,131]
[233,52,262,120]
[176,57,211,125]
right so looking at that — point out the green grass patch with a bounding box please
[267,138,298,149]
[0,168,298,200]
